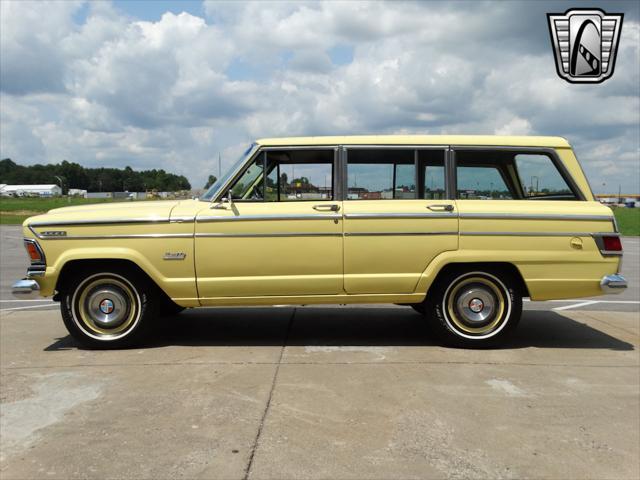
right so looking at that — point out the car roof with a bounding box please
[256,135,570,148]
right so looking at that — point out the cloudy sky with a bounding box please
[1,0,638,193]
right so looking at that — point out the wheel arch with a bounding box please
[54,258,170,302]
[425,261,530,299]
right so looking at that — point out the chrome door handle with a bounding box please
[427,204,454,212]
[313,204,340,212]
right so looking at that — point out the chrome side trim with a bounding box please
[196,232,342,238]
[460,231,599,237]
[197,214,342,223]
[344,213,456,219]
[600,274,627,293]
[344,231,457,237]
[28,217,172,227]
[459,213,612,221]
[29,226,193,240]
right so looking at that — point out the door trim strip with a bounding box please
[195,232,342,238]
[197,214,342,222]
[344,231,457,237]
[344,213,456,219]
[460,231,617,237]
[458,213,612,221]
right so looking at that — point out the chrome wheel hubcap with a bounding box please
[455,286,496,324]
[87,287,129,328]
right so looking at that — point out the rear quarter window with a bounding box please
[455,150,578,200]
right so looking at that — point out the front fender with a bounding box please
[37,246,198,305]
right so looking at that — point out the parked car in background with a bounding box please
[13,135,626,348]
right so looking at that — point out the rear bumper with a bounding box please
[12,279,40,299]
[600,274,628,294]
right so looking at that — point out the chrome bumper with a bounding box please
[12,279,41,299]
[600,274,628,294]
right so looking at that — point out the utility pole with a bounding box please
[218,153,222,178]
[618,184,622,203]
[54,175,69,203]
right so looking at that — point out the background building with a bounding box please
[0,184,62,197]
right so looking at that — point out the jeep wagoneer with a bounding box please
[13,136,627,348]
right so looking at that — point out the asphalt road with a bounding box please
[1,225,639,479]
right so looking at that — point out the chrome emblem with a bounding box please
[99,299,114,314]
[163,252,186,260]
[547,8,623,84]
[41,230,67,237]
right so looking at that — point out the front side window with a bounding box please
[201,143,257,201]
[229,149,334,202]
[231,156,265,200]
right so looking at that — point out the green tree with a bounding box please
[204,175,217,189]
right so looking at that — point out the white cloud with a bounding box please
[0,0,638,192]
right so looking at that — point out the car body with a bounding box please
[13,135,627,347]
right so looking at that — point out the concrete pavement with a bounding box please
[1,306,638,479]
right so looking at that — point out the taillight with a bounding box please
[602,236,623,252]
[24,240,44,263]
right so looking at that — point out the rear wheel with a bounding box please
[60,267,157,348]
[424,269,522,347]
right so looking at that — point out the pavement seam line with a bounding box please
[243,307,296,480]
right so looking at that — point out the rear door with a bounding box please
[195,147,343,301]
[342,147,459,294]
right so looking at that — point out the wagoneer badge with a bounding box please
[547,8,623,84]
[163,252,186,260]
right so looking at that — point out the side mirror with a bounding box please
[224,190,234,206]
[211,189,234,209]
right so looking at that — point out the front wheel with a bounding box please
[423,269,522,348]
[60,268,157,348]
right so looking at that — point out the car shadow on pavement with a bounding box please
[44,307,634,351]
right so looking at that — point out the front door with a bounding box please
[195,148,343,301]
[342,147,459,294]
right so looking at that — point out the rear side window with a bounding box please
[514,154,575,198]
[457,165,513,199]
[455,150,577,200]
[345,148,446,200]
[347,149,415,199]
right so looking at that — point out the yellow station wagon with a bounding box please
[13,135,627,348]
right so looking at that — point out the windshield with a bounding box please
[200,143,258,201]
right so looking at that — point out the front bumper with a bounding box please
[12,279,41,299]
[600,274,628,294]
